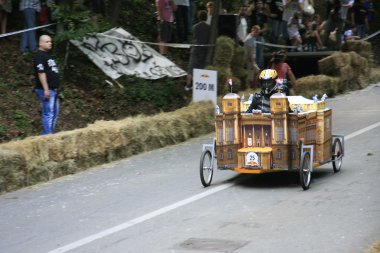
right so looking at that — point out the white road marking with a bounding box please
[47,182,236,253]
[345,121,380,141]
[47,121,380,253]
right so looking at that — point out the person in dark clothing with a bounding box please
[322,0,343,50]
[246,69,287,113]
[247,0,268,69]
[351,0,369,38]
[34,35,61,135]
[268,0,284,45]
[185,10,211,90]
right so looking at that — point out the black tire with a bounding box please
[332,138,343,173]
[200,150,213,187]
[300,151,312,190]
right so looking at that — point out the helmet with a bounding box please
[259,69,278,94]
[272,50,286,64]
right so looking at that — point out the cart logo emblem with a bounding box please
[246,152,259,167]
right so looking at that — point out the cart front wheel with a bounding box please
[332,138,343,173]
[200,150,214,187]
[300,151,312,190]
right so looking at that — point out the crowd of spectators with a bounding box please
[155,0,374,56]
[236,0,375,53]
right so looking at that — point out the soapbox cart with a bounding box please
[199,92,344,190]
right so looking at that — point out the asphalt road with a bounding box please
[1,84,380,253]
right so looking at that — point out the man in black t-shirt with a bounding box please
[34,35,61,135]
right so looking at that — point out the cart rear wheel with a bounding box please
[332,138,343,173]
[300,151,312,190]
[200,150,213,187]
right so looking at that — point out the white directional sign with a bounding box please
[192,69,217,105]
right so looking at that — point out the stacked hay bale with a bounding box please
[206,36,239,95]
[293,75,340,99]
[345,40,373,64]
[0,149,26,192]
[294,40,373,99]
[318,50,371,91]
[230,45,248,90]
[0,101,215,194]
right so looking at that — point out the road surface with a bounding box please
[1,84,380,253]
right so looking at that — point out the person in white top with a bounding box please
[205,1,212,25]
[236,5,248,45]
[340,0,354,21]
[287,11,302,50]
[281,0,302,41]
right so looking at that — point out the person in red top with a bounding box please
[268,50,297,95]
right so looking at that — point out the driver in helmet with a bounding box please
[246,69,288,113]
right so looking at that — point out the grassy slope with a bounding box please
[0,35,190,143]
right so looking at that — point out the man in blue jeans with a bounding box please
[34,35,61,135]
[20,0,40,52]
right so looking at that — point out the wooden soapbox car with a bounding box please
[199,92,344,190]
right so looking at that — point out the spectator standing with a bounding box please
[325,0,335,19]
[351,0,369,38]
[236,5,248,45]
[0,0,12,34]
[247,0,268,69]
[303,20,325,51]
[340,0,354,24]
[244,25,261,89]
[287,11,302,51]
[34,35,61,135]
[156,0,176,56]
[322,0,343,50]
[20,0,41,52]
[281,0,302,44]
[268,0,284,45]
[188,0,196,32]
[364,0,374,23]
[174,0,189,43]
[185,10,211,90]
[205,1,212,25]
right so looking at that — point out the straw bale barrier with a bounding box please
[318,50,371,91]
[295,40,378,101]
[293,75,340,99]
[213,36,235,68]
[0,101,215,193]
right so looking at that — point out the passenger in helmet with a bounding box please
[269,50,296,95]
[246,69,287,113]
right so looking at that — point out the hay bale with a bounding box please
[294,75,340,98]
[0,149,26,193]
[318,56,337,75]
[0,101,215,193]
[366,240,380,253]
[28,159,77,185]
[213,36,235,67]
[339,65,354,82]
[231,45,245,69]
[346,40,373,65]
[349,51,361,66]
[318,52,351,76]
[370,67,380,84]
